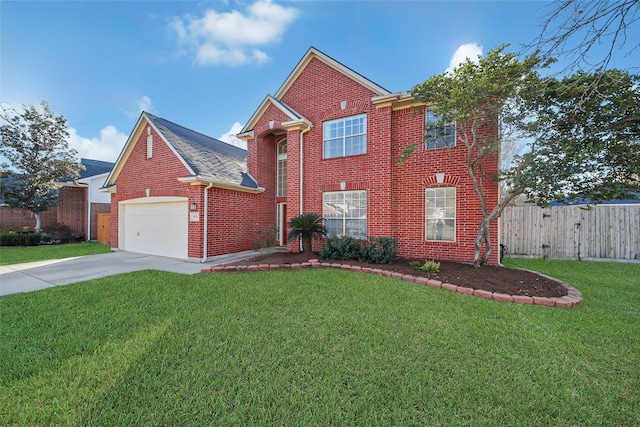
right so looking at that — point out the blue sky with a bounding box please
[2,1,637,163]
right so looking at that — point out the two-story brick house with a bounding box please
[238,47,499,264]
[105,47,499,265]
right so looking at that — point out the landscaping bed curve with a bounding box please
[204,252,582,307]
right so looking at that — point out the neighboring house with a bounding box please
[0,158,114,240]
[106,47,499,265]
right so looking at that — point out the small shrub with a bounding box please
[410,259,441,273]
[42,223,73,243]
[320,236,398,264]
[0,231,42,246]
[319,235,360,260]
[253,224,278,249]
[359,237,398,264]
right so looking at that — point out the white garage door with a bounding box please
[122,200,188,259]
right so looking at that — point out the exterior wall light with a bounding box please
[190,202,197,210]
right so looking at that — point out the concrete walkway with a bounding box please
[0,250,260,297]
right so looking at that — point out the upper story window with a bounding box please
[425,106,455,149]
[323,114,367,159]
[277,138,287,197]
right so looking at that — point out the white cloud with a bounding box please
[125,95,154,118]
[218,122,247,149]
[67,126,127,163]
[446,43,483,73]
[137,96,153,113]
[170,0,299,66]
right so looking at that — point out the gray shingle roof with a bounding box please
[146,114,259,189]
[79,158,114,179]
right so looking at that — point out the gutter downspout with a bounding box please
[86,191,91,242]
[300,127,310,215]
[299,127,310,252]
[201,182,214,263]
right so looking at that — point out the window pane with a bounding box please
[324,218,342,237]
[346,219,366,239]
[425,187,455,241]
[323,114,366,159]
[324,138,342,159]
[425,107,455,149]
[322,190,366,238]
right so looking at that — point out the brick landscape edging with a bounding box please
[202,260,582,308]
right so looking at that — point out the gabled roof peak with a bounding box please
[274,47,390,100]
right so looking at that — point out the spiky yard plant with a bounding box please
[287,213,327,253]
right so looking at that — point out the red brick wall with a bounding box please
[0,187,87,237]
[391,107,500,265]
[245,55,500,265]
[110,122,197,255]
[57,186,87,237]
[112,120,271,260]
[206,187,267,256]
[0,207,57,231]
[248,57,393,253]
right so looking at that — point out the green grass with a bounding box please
[1,260,638,425]
[0,242,112,265]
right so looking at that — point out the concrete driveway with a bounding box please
[0,250,260,297]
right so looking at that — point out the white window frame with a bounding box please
[276,138,287,197]
[425,106,455,149]
[322,190,367,239]
[323,114,367,159]
[425,187,456,242]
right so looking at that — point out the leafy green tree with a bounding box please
[287,213,327,254]
[0,102,83,232]
[407,46,547,266]
[407,45,639,266]
[513,68,640,205]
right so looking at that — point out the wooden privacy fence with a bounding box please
[500,205,640,261]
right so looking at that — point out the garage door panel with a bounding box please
[123,201,188,259]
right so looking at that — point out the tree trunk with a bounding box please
[34,212,42,234]
[302,236,313,254]
[472,218,493,267]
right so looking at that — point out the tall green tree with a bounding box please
[407,45,639,266]
[0,101,83,232]
[512,68,640,205]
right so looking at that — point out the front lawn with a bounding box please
[1,260,638,425]
[0,242,112,265]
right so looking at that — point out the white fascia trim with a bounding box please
[77,171,110,186]
[236,130,254,141]
[240,95,304,135]
[100,185,116,193]
[119,196,188,205]
[103,112,196,187]
[177,176,265,194]
[275,47,390,100]
[282,118,312,132]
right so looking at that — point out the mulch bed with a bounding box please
[223,251,568,298]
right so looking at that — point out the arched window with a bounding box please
[277,138,287,197]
